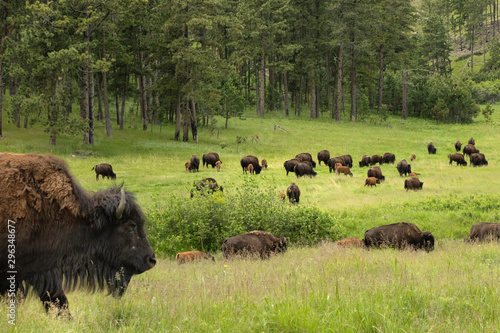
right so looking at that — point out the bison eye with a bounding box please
[127,223,137,235]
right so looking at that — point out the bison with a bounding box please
[317,150,330,166]
[370,154,383,165]
[468,137,475,145]
[455,140,462,152]
[367,166,385,181]
[335,238,365,248]
[202,153,222,168]
[189,154,200,172]
[0,153,156,315]
[404,177,423,191]
[191,178,224,198]
[222,231,287,259]
[261,158,268,170]
[241,155,262,174]
[184,161,191,172]
[365,177,381,187]
[468,222,500,242]
[470,153,488,167]
[286,182,301,204]
[247,164,254,174]
[364,222,434,251]
[359,155,371,167]
[295,153,317,168]
[327,157,346,173]
[448,153,467,166]
[176,251,215,264]
[215,160,222,172]
[396,159,412,177]
[340,154,353,168]
[294,161,317,178]
[283,158,301,176]
[408,172,421,177]
[92,163,116,181]
[410,154,416,162]
[382,152,396,164]
[427,142,436,154]
[336,165,353,177]
[463,144,479,158]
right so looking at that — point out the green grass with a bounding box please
[1,106,500,331]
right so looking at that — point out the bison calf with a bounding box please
[410,154,416,162]
[176,251,215,264]
[261,158,268,170]
[286,182,300,204]
[191,178,223,198]
[335,238,365,248]
[247,164,254,174]
[215,160,222,172]
[336,166,353,177]
[365,177,381,187]
[92,163,117,181]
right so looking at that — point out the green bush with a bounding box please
[146,178,345,256]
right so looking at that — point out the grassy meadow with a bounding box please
[1,106,500,331]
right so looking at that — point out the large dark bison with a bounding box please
[448,153,467,166]
[327,157,346,173]
[0,153,156,315]
[191,178,224,197]
[295,153,317,168]
[364,222,434,251]
[222,231,287,259]
[92,163,116,181]
[367,166,385,181]
[317,150,330,166]
[470,153,488,167]
[189,154,200,172]
[468,222,500,242]
[468,137,475,145]
[202,153,222,168]
[463,144,479,158]
[283,158,300,176]
[294,161,317,178]
[241,155,262,174]
[404,177,424,191]
[396,159,412,177]
[359,155,371,167]
[427,142,437,154]
[382,152,396,164]
[339,154,353,168]
[370,155,383,165]
[286,182,301,204]
[455,140,462,152]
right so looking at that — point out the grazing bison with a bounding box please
[396,159,412,177]
[215,160,222,172]
[468,222,500,242]
[222,231,287,259]
[410,154,416,162]
[463,144,480,158]
[327,157,346,173]
[184,161,191,172]
[340,154,353,168]
[470,153,488,167]
[468,137,475,145]
[382,152,396,164]
[261,158,268,170]
[427,142,436,154]
[189,154,200,172]
[359,155,371,167]
[294,161,317,178]
[336,166,353,177]
[335,238,365,248]
[191,178,224,198]
[448,153,467,166]
[367,166,385,181]
[455,140,462,152]
[0,153,156,315]
[364,222,434,251]
[317,150,330,166]
[176,251,215,264]
[283,158,301,176]
[286,182,301,204]
[240,155,262,174]
[92,163,116,181]
[365,177,381,187]
[202,153,222,168]
[370,155,383,165]
[404,177,423,191]
[295,153,317,168]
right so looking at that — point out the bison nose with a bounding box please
[148,256,157,268]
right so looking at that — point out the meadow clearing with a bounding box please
[1,108,500,332]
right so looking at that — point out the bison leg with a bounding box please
[39,289,71,317]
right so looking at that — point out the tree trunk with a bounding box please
[0,57,3,137]
[80,65,90,145]
[89,72,95,144]
[120,80,126,131]
[139,72,147,131]
[325,53,330,112]
[115,91,120,125]
[284,71,289,116]
[310,68,316,119]
[174,91,181,140]
[298,74,302,117]
[103,68,112,137]
[336,43,343,121]
[190,98,198,143]
[402,70,408,120]
[255,60,259,116]
[378,44,384,114]
[471,26,474,71]
[350,42,357,122]
[260,54,265,117]
[182,98,189,142]
[96,74,103,122]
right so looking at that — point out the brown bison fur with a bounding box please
[463,144,479,158]
[359,155,371,167]
[468,137,475,145]
[0,153,156,315]
[317,150,330,166]
[279,192,286,201]
[364,222,435,251]
[222,231,287,259]
[241,155,262,174]
[92,163,116,181]
[247,164,254,174]
[335,238,365,248]
[191,178,223,197]
[468,222,500,242]
[448,153,467,166]
[295,153,317,168]
[427,142,436,154]
[284,159,301,176]
[327,157,345,173]
[215,160,222,172]
[396,159,412,177]
[185,161,191,172]
[202,153,221,168]
[336,165,353,177]
[286,182,300,204]
[340,154,353,168]
[294,161,317,178]
[367,166,385,181]
[176,251,215,264]
[404,177,423,191]
[365,177,381,187]
[261,158,268,170]
[382,152,396,164]
[370,155,383,165]
[189,155,200,172]
[455,141,462,152]
[410,154,416,162]
[470,153,488,167]
[408,172,421,177]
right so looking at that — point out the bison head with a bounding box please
[422,231,434,252]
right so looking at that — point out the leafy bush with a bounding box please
[146,178,345,256]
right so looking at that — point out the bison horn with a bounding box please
[115,188,127,220]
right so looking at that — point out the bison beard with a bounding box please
[0,153,156,316]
